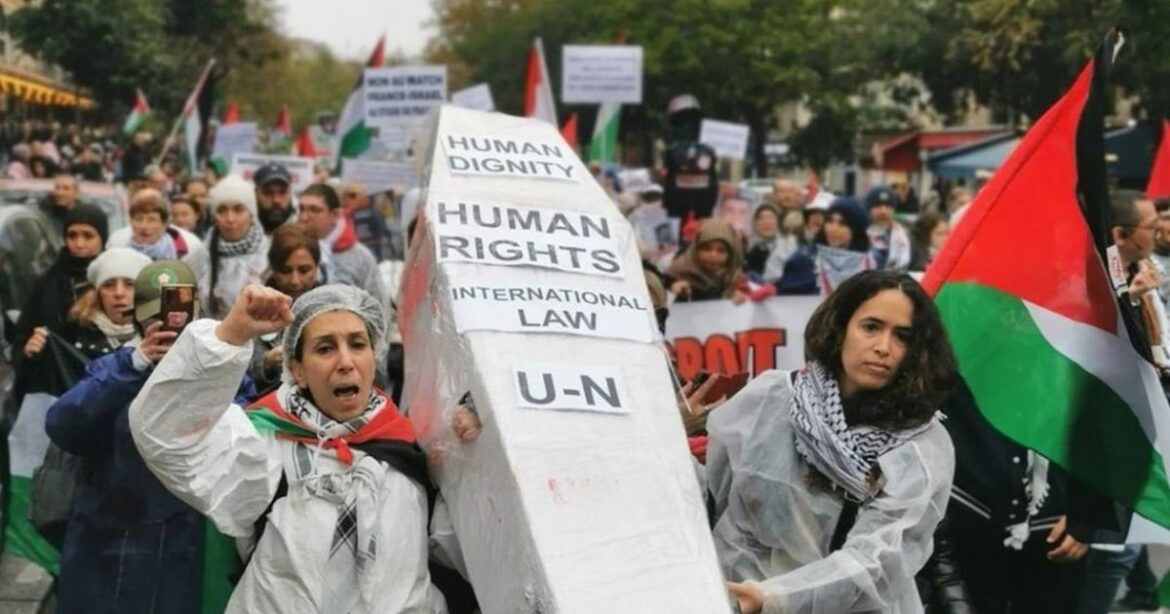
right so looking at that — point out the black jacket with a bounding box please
[916,517,974,614]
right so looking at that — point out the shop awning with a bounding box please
[0,70,93,108]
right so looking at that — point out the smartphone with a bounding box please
[704,372,750,403]
[690,370,712,389]
[160,284,195,333]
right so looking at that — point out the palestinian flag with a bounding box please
[180,61,217,174]
[924,29,1170,529]
[331,35,386,171]
[1147,120,1170,199]
[295,124,317,158]
[560,112,579,150]
[122,89,150,137]
[524,37,557,127]
[588,102,619,163]
[222,100,239,125]
[268,105,291,154]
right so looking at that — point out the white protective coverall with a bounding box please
[706,369,954,614]
[128,320,447,614]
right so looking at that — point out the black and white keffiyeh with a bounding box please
[214,220,264,257]
[790,361,929,501]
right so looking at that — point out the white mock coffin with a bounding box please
[400,106,729,614]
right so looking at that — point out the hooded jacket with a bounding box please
[665,219,746,300]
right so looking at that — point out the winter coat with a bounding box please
[129,321,447,613]
[45,346,256,614]
[12,251,94,397]
[706,370,954,613]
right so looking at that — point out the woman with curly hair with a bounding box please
[708,270,959,613]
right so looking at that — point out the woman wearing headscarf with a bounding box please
[813,196,874,295]
[250,223,322,395]
[709,270,958,613]
[665,219,748,302]
[189,174,269,319]
[130,284,447,613]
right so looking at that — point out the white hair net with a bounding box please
[282,284,387,382]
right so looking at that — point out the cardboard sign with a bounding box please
[341,158,420,194]
[562,45,643,104]
[230,153,316,192]
[448,269,655,342]
[213,122,258,159]
[451,83,495,112]
[364,65,447,150]
[699,119,751,161]
[513,364,630,414]
[429,196,624,277]
[440,133,580,182]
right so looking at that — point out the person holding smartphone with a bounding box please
[45,259,256,614]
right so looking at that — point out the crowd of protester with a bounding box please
[1,106,1165,614]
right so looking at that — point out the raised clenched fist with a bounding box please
[215,285,294,346]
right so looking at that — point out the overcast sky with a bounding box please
[276,0,434,59]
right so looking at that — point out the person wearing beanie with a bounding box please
[665,219,748,302]
[189,174,270,319]
[297,183,384,304]
[58,247,153,357]
[106,188,205,261]
[14,202,108,371]
[865,185,912,271]
[253,162,296,234]
[45,258,255,614]
[814,196,875,294]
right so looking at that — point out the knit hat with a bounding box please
[87,247,151,288]
[209,174,258,218]
[64,202,109,246]
[822,196,871,253]
[134,259,198,324]
[864,185,899,209]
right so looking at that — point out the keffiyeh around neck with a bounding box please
[790,362,929,501]
[214,220,264,257]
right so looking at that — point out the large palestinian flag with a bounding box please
[923,30,1170,529]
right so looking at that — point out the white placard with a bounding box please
[440,133,580,182]
[364,65,448,150]
[699,119,751,161]
[513,363,630,414]
[562,45,643,104]
[230,153,316,192]
[341,158,420,194]
[429,196,624,277]
[451,83,495,112]
[213,122,258,159]
[664,295,822,379]
[448,270,654,343]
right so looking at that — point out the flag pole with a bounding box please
[156,59,216,167]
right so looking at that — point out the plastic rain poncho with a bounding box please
[706,370,954,614]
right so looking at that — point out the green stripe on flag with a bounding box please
[245,408,315,438]
[201,519,241,614]
[3,476,59,574]
[937,281,1170,526]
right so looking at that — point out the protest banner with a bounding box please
[400,105,727,612]
[230,153,315,192]
[561,45,643,104]
[451,83,495,112]
[664,295,821,380]
[699,119,750,161]
[364,65,447,150]
[212,122,257,159]
[341,158,420,194]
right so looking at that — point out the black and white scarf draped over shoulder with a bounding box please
[790,361,932,501]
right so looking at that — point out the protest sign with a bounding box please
[230,153,315,192]
[513,364,630,415]
[446,269,655,342]
[439,133,581,182]
[699,119,750,161]
[341,158,420,194]
[212,122,257,159]
[429,196,623,277]
[364,65,447,150]
[401,106,728,613]
[664,295,821,380]
[562,45,643,104]
[451,83,495,112]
